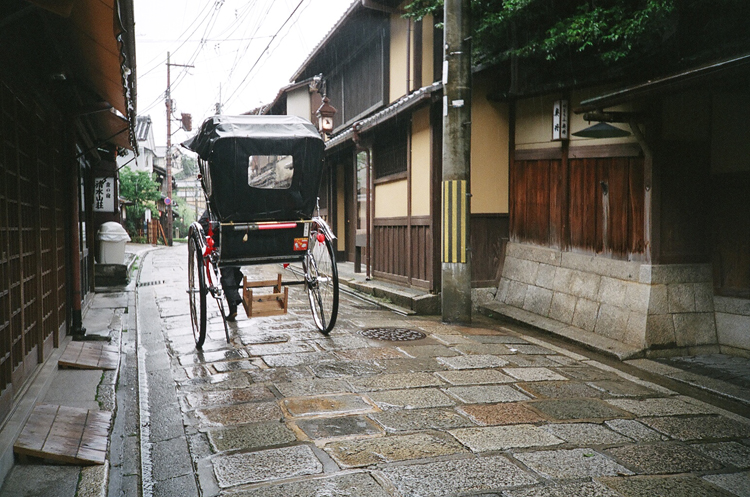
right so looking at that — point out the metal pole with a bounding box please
[166,52,173,246]
[441,0,472,323]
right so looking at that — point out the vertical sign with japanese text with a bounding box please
[553,100,569,141]
[94,177,115,212]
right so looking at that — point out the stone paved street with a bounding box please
[139,245,750,497]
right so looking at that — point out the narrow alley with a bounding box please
[130,243,750,496]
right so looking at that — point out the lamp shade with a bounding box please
[572,122,631,138]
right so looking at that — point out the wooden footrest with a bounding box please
[242,274,288,318]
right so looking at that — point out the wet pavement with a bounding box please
[138,244,750,497]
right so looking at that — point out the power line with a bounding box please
[224,0,307,106]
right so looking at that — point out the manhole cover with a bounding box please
[359,328,426,341]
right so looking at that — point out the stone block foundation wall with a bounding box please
[714,297,750,357]
[495,242,724,353]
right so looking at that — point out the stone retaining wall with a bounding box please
[714,296,750,357]
[495,242,720,352]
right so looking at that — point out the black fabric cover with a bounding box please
[182,115,324,222]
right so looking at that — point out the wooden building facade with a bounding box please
[0,0,136,424]
[497,56,750,356]
[267,0,510,294]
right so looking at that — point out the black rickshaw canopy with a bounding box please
[182,114,325,222]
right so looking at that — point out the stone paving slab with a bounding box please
[396,344,459,358]
[554,366,622,381]
[246,342,316,357]
[308,361,386,378]
[605,397,719,417]
[503,479,622,497]
[604,418,670,442]
[324,431,468,468]
[249,365,310,383]
[372,357,447,373]
[435,369,515,385]
[542,423,633,445]
[295,415,383,440]
[530,399,631,421]
[347,372,445,392]
[282,394,375,417]
[503,367,569,382]
[366,388,455,410]
[501,354,562,367]
[212,444,323,488]
[692,441,750,469]
[514,448,633,479]
[185,385,275,408]
[453,343,516,355]
[450,424,564,452]
[606,443,724,474]
[601,475,737,497]
[369,408,473,432]
[272,378,350,398]
[517,381,608,399]
[509,344,557,355]
[212,360,262,374]
[702,471,750,497]
[262,351,336,367]
[457,402,547,425]
[465,334,531,344]
[334,347,407,361]
[437,354,509,370]
[222,472,391,497]
[380,455,538,495]
[640,415,750,441]
[588,380,661,398]
[207,422,297,452]
[446,384,532,404]
[194,402,283,427]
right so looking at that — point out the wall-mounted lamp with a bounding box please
[572,122,631,139]
[316,96,337,135]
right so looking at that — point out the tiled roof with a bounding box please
[325,82,442,150]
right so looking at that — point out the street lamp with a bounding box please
[316,97,337,135]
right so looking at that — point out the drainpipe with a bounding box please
[353,124,372,279]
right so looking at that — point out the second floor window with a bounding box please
[327,29,386,131]
[373,119,407,180]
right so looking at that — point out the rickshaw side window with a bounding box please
[247,155,293,189]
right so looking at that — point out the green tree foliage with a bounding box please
[119,168,161,236]
[175,155,197,180]
[406,0,749,69]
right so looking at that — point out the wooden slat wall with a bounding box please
[712,171,750,298]
[471,214,509,287]
[511,153,645,259]
[0,79,67,415]
[372,217,432,288]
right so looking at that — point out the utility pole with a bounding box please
[165,52,194,246]
[441,0,472,323]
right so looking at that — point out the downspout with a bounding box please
[353,123,372,279]
[406,17,412,93]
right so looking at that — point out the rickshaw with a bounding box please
[182,115,339,349]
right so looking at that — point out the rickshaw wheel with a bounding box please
[304,231,339,334]
[188,231,208,348]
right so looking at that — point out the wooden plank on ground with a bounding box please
[14,404,111,465]
[58,341,118,370]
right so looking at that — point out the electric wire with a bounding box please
[223,0,306,107]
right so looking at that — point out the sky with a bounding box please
[134,0,355,147]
